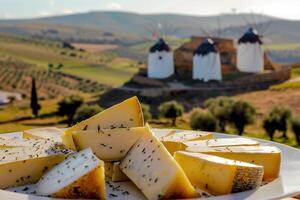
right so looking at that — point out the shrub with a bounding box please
[263,115,277,141]
[190,108,218,131]
[158,101,184,126]
[291,117,300,145]
[73,104,103,124]
[229,100,256,135]
[204,96,234,132]
[58,95,84,126]
[265,107,292,139]
[141,103,152,122]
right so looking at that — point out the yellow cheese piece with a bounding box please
[0,146,72,189]
[37,148,106,199]
[104,162,114,178]
[183,138,259,149]
[174,151,263,195]
[72,126,151,161]
[111,162,129,182]
[186,145,281,181]
[120,130,198,200]
[161,131,213,155]
[23,127,63,144]
[62,96,144,150]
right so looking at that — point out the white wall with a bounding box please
[193,52,222,82]
[237,43,264,73]
[148,51,174,79]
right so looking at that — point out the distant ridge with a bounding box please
[0,11,299,44]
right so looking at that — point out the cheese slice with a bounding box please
[37,148,106,199]
[120,130,198,200]
[161,131,213,155]
[62,96,144,150]
[0,146,72,189]
[174,151,263,195]
[183,138,259,149]
[72,126,151,161]
[105,162,114,178]
[186,145,281,181]
[23,127,63,144]
[0,137,56,149]
[112,162,129,182]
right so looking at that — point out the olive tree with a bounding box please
[58,95,84,126]
[190,108,218,132]
[73,104,103,124]
[158,101,184,126]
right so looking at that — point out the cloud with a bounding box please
[106,2,122,10]
[62,9,75,14]
[38,11,53,17]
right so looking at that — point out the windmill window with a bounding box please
[158,56,163,60]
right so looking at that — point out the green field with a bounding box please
[264,43,300,51]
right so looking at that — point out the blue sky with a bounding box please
[0,0,299,20]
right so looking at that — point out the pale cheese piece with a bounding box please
[112,162,129,182]
[0,137,56,149]
[174,151,263,195]
[62,96,144,150]
[186,145,281,181]
[0,146,72,189]
[72,126,152,161]
[37,148,106,199]
[23,127,63,144]
[120,131,198,200]
[161,131,213,155]
[183,138,259,149]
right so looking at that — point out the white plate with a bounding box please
[1,129,300,200]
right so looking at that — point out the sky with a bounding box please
[0,0,300,20]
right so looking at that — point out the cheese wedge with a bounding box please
[105,162,114,178]
[174,151,263,195]
[62,96,144,150]
[37,148,106,199]
[23,127,63,144]
[0,137,56,149]
[0,146,72,189]
[72,126,151,161]
[161,131,213,155]
[105,162,129,182]
[183,138,259,149]
[186,145,281,181]
[112,162,129,182]
[120,130,198,200]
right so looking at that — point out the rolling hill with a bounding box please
[1,11,299,44]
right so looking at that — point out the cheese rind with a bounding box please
[183,138,259,148]
[120,131,197,200]
[161,131,213,155]
[0,146,72,189]
[186,145,281,181]
[174,151,263,195]
[62,96,144,150]
[72,126,151,161]
[37,148,106,199]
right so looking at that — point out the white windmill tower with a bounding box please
[148,38,174,79]
[237,27,264,73]
[193,38,222,82]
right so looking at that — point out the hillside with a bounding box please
[1,11,299,44]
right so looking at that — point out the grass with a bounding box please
[264,43,300,51]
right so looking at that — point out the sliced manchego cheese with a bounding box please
[23,127,63,144]
[186,145,281,181]
[174,151,263,195]
[72,126,152,161]
[183,138,259,149]
[161,131,213,155]
[120,130,198,200]
[37,148,106,199]
[0,146,72,189]
[105,162,129,182]
[0,137,56,149]
[112,162,129,182]
[62,96,144,150]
